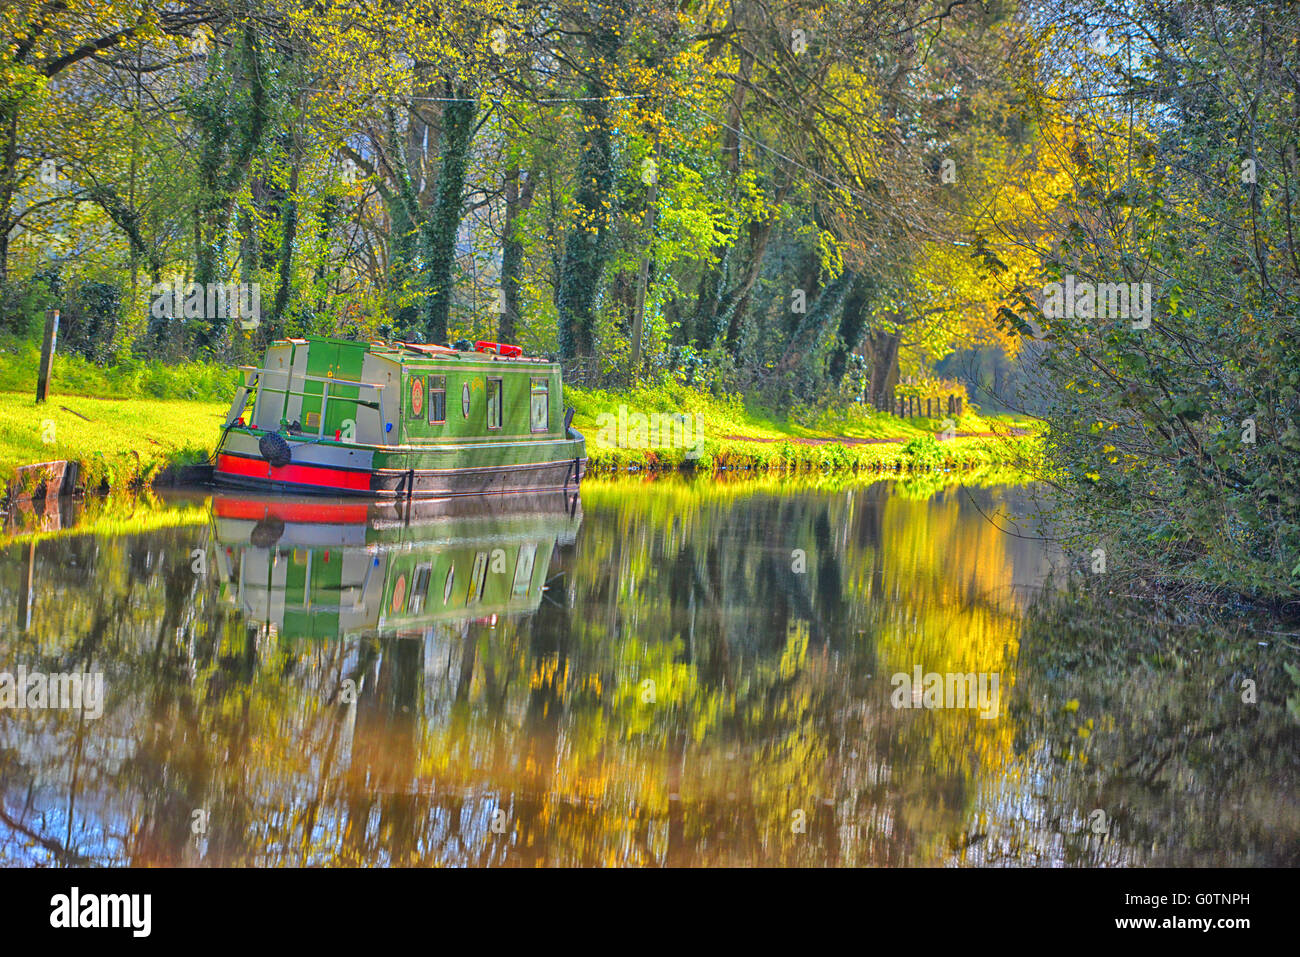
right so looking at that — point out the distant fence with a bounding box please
[862,380,967,418]
[889,392,964,418]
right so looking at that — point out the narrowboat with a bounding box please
[210,489,581,641]
[213,336,586,498]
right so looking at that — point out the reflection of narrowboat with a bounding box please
[210,490,581,641]
[213,336,586,498]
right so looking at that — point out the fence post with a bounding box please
[36,308,60,403]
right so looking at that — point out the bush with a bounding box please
[901,433,943,469]
[0,273,59,339]
[61,279,124,363]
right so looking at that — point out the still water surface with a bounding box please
[0,477,1295,866]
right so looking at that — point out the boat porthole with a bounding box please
[443,566,455,604]
[461,383,471,417]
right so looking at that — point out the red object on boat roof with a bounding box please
[474,340,522,358]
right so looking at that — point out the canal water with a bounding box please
[0,477,1295,866]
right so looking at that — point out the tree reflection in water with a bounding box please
[0,479,1293,866]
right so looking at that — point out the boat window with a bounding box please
[427,375,446,424]
[461,383,471,418]
[486,378,503,431]
[467,551,488,604]
[530,379,549,432]
[409,564,432,614]
[512,543,537,597]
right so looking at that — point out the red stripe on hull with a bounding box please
[213,497,371,523]
[216,453,373,492]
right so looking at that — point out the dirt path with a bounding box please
[718,429,1030,446]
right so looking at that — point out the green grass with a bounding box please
[0,337,241,402]
[0,391,227,491]
[564,381,1040,476]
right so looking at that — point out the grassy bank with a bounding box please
[0,392,225,493]
[0,346,1039,496]
[0,339,236,494]
[566,382,1040,476]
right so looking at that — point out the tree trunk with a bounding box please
[0,103,17,286]
[499,167,536,342]
[190,26,270,353]
[628,175,657,379]
[865,330,901,408]
[778,269,857,394]
[270,156,300,336]
[827,273,874,384]
[556,75,615,359]
[420,83,476,345]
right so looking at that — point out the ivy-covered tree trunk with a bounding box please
[187,25,270,353]
[720,203,786,353]
[499,167,536,343]
[386,191,418,336]
[269,154,300,337]
[863,329,901,409]
[827,273,874,384]
[556,23,619,360]
[778,268,856,396]
[420,85,476,345]
[0,102,17,286]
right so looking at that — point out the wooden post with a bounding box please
[19,540,35,631]
[36,308,59,403]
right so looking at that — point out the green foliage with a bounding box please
[0,275,59,338]
[1003,2,1300,597]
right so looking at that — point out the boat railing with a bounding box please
[238,365,387,439]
